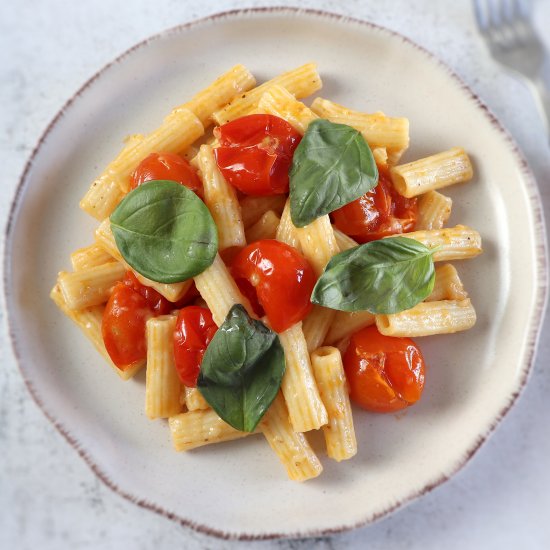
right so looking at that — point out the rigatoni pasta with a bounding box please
[376,299,476,337]
[169,409,253,451]
[390,147,473,198]
[212,63,322,124]
[311,347,357,462]
[145,315,182,419]
[197,144,246,250]
[51,62,483,483]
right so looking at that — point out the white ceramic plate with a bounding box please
[5,8,547,540]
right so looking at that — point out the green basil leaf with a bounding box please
[197,304,285,432]
[311,236,436,314]
[289,119,378,227]
[110,180,218,283]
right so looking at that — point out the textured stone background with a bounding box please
[1,1,550,548]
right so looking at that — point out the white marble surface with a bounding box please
[1,1,550,549]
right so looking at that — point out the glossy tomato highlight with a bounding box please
[333,169,417,242]
[131,152,202,195]
[173,306,218,387]
[231,239,315,333]
[214,114,301,196]
[102,282,152,370]
[343,325,425,412]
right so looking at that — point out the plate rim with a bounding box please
[3,6,548,541]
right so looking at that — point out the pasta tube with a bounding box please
[258,84,318,134]
[278,322,328,432]
[332,227,359,252]
[145,315,182,419]
[390,147,473,198]
[169,409,252,451]
[197,144,246,249]
[415,190,452,231]
[260,392,323,481]
[240,195,286,229]
[212,63,322,124]
[81,108,204,222]
[57,262,126,310]
[376,299,476,337]
[324,310,376,346]
[183,64,256,126]
[311,347,357,461]
[193,254,253,326]
[70,243,115,271]
[296,215,340,351]
[245,210,281,242]
[183,387,210,411]
[395,225,482,261]
[311,98,409,153]
[79,134,143,220]
[428,264,468,302]
[275,199,302,252]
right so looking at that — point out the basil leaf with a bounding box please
[311,237,436,314]
[289,119,378,227]
[197,304,285,432]
[110,180,218,283]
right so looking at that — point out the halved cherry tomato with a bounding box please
[332,169,417,242]
[131,152,202,195]
[343,325,425,413]
[231,239,315,333]
[102,282,152,370]
[213,114,302,196]
[173,306,218,387]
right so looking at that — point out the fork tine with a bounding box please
[488,0,503,29]
[474,0,489,31]
[514,0,531,21]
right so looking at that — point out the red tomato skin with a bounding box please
[131,152,202,195]
[231,239,315,333]
[214,114,302,196]
[343,326,425,413]
[123,271,172,315]
[102,283,152,370]
[123,271,199,312]
[173,306,218,387]
[332,169,418,242]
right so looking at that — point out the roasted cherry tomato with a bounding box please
[173,306,218,387]
[131,152,202,195]
[231,239,315,333]
[332,169,417,242]
[102,282,152,370]
[214,114,302,196]
[123,271,172,315]
[219,246,265,317]
[343,325,425,413]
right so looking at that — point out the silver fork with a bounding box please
[474,0,550,135]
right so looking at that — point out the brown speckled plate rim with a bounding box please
[3,6,548,541]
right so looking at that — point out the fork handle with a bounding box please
[533,78,550,139]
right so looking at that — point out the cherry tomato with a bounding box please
[213,114,302,196]
[231,239,315,333]
[102,282,152,370]
[343,325,425,413]
[173,306,218,387]
[131,152,202,195]
[332,169,418,242]
[219,246,265,317]
[123,271,172,315]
